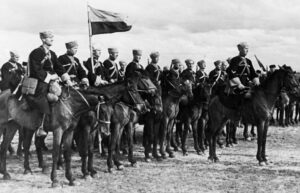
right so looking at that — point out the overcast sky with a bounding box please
[0,0,299,72]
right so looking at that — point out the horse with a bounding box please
[206,66,300,165]
[175,82,212,156]
[159,75,194,159]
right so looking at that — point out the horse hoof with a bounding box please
[117,165,124,171]
[145,158,151,163]
[183,152,188,156]
[197,151,204,156]
[207,158,214,163]
[169,153,175,158]
[156,157,163,162]
[246,137,252,141]
[84,175,93,181]
[131,163,138,168]
[161,154,167,159]
[214,158,219,162]
[69,181,80,186]
[259,161,266,166]
[42,167,50,174]
[3,173,11,180]
[173,147,179,152]
[51,181,61,188]
[24,169,32,175]
[107,168,114,173]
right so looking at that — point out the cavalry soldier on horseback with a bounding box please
[1,50,25,92]
[180,59,196,83]
[267,64,276,77]
[103,48,119,83]
[209,60,226,86]
[58,41,89,88]
[195,60,208,85]
[85,46,109,87]
[28,31,73,136]
[226,42,260,95]
[145,51,162,94]
[125,49,144,79]
[118,60,127,81]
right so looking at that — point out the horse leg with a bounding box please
[152,115,162,160]
[256,121,265,165]
[127,122,137,167]
[79,124,90,178]
[35,134,49,173]
[170,121,179,151]
[62,129,76,186]
[181,120,189,156]
[143,114,152,162]
[88,130,97,177]
[192,120,201,155]
[17,127,24,157]
[198,117,207,152]
[262,120,269,164]
[243,123,251,141]
[107,124,118,173]
[166,119,175,158]
[225,122,231,147]
[51,128,63,188]
[212,132,219,162]
[159,117,168,159]
[114,125,124,170]
[251,125,256,137]
[23,129,35,174]
[0,124,18,180]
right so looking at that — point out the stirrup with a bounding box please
[36,127,47,137]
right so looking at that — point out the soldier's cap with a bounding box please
[150,51,160,59]
[9,50,19,57]
[185,59,194,65]
[269,64,276,68]
[65,41,78,49]
[108,48,118,53]
[256,70,262,74]
[92,45,101,51]
[237,42,249,49]
[197,60,205,66]
[133,49,142,56]
[119,60,127,65]
[214,60,222,66]
[171,58,181,64]
[40,31,54,39]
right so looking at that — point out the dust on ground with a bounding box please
[0,125,299,193]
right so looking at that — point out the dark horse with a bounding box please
[206,66,300,165]
[160,75,193,159]
[176,82,212,156]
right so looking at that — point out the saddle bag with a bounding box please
[21,76,38,95]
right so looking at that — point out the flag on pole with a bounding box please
[88,6,132,35]
[254,55,266,72]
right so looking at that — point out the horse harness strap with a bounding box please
[74,89,90,108]
[96,101,111,125]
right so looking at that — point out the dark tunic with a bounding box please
[145,63,162,94]
[58,54,87,84]
[195,70,208,85]
[84,58,109,87]
[1,61,25,91]
[226,55,258,86]
[180,69,195,83]
[125,61,144,79]
[103,59,119,83]
[208,69,226,85]
[28,46,66,114]
[118,69,125,81]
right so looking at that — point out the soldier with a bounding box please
[226,42,259,92]
[181,59,196,83]
[58,41,89,88]
[28,31,72,136]
[209,60,226,86]
[168,59,181,83]
[118,60,127,81]
[103,48,119,83]
[267,64,276,77]
[125,49,144,79]
[85,46,109,87]
[195,60,208,85]
[1,50,25,92]
[145,51,162,94]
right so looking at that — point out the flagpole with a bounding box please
[87,2,94,73]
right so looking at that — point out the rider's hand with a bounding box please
[252,77,260,86]
[66,79,74,87]
[81,78,90,87]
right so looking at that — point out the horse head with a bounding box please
[179,79,194,99]
[194,82,212,104]
[278,65,300,97]
[130,70,157,95]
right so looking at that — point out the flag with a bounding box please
[254,55,266,72]
[88,6,132,35]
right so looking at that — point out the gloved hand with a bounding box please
[66,79,74,87]
[81,78,90,87]
[252,77,260,86]
[51,74,59,80]
[238,83,245,90]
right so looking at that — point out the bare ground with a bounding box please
[0,125,299,193]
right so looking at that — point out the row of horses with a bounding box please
[0,65,299,187]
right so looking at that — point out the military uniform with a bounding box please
[208,69,226,85]
[28,45,67,114]
[103,59,119,83]
[58,54,88,85]
[195,70,208,85]
[180,69,196,83]
[85,58,109,87]
[118,69,125,81]
[145,62,162,94]
[226,56,257,86]
[125,61,144,79]
[1,61,25,91]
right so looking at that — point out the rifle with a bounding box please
[254,55,266,72]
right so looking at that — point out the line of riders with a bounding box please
[0,30,299,186]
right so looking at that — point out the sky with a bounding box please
[0,0,299,72]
